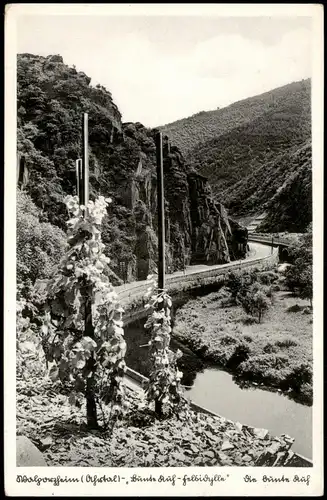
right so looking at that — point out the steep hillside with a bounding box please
[225,141,312,231]
[160,80,311,231]
[160,80,311,157]
[17,54,247,285]
[255,143,312,233]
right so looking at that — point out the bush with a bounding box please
[226,343,250,369]
[17,190,66,293]
[242,334,254,343]
[275,337,298,348]
[301,382,313,403]
[287,304,302,313]
[285,228,312,305]
[225,271,242,303]
[238,282,271,323]
[241,315,257,325]
[285,363,312,391]
[238,353,290,384]
[258,271,279,285]
[16,298,47,380]
[263,342,278,354]
[220,334,238,346]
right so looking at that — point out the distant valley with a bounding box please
[160,80,312,232]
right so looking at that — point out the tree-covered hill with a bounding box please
[160,80,311,231]
[17,53,247,291]
[225,141,312,232]
[160,80,311,158]
[255,142,312,233]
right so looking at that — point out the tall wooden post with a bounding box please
[75,159,82,201]
[154,132,166,418]
[156,132,165,291]
[82,113,89,209]
[79,112,97,428]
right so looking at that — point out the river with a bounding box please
[124,318,312,459]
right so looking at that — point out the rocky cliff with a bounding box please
[17,53,248,284]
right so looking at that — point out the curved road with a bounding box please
[117,242,275,305]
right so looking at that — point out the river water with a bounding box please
[124,318,312,459]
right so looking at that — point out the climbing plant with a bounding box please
[42,195,126,429]
[17,296,47,381]
[143,276,187,418]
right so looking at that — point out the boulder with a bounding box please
[16,436,47,467]
[221,440,235,452]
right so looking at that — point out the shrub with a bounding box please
[263,342,278,354]
[287,363,312,387]
[240,353,289,372]
[287,304,302,313]
[275,337,298,348]
[301,382,313,403]
[226,343,250,369]
[224,271,242,303]
[17,190,66,293]
[238,282,271,323]
[16,298,47,381]
[285,228,312,305]
[238,354,290,384]
[242,334,254,343]
[240,315,257,325]
[220,334,238,346]
[258,271,279,285]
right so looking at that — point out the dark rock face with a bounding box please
[123,131,248,277]
[188,172,231,265]
[228,218,249,260]
[17,54,248,284]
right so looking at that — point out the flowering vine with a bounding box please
[42,195,126,428]
[143,276,187,418]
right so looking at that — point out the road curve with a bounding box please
[116,242,276,305]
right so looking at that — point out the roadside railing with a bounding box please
[248,234,290,247]
[119,249,279,320]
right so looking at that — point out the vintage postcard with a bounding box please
[4,3,323,496]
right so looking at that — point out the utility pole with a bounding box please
[75,159,82,200]
[156,132,165,291]
[154,131,166,418]
[75,113,90,209]
[82,112,89,209]
[76,112,97,428]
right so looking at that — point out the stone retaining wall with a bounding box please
[121,251,279,325]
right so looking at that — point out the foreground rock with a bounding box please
[17,436,47,467]
[16,377,311,468]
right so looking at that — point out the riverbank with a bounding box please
[17,376,306,467]
[173,289,313,405]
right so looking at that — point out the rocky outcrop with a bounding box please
[188,172,231,265]
[112,127,248,279]
[17,436,47,467]
[227,218,249,260]
[17,54,248,284]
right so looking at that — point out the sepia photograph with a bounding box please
[4,3,323,496]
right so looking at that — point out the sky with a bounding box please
[15,11,313,127]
